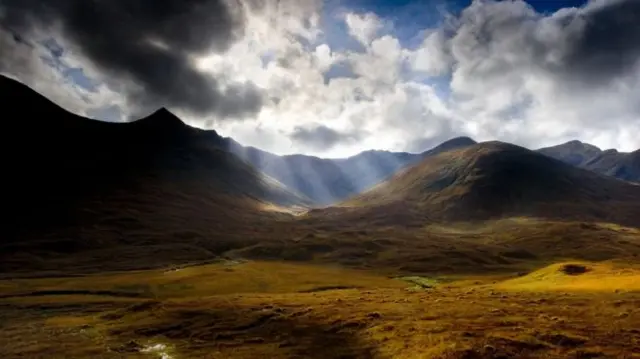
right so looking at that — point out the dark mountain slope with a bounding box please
[0,75,309,272]
[311,142,640,227]
[583,149,640,182]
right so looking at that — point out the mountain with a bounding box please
[537,141,640,182]
[582,149,640,182]
[421,136,477,156]
[536,140,602,167]
[225,136,477,205]
[224,144,417,205]
[314,142,640,227]
[0,75,309,272]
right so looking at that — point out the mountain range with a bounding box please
[222,123,640,206]
[2,73,640,274]
[327,141,640,227]
[227,132,640,206]
[5,74,635,209]
[224,135,478,205]
[538,140,640,182]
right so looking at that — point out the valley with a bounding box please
[1,75,640,358]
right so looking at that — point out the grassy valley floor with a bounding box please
[1,260,639,359]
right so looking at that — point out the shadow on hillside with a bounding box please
[0,74,307,253]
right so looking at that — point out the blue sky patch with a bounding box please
[40,37,99,92]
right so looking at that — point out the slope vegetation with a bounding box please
[320,142,640,226]
[496,261,640,292]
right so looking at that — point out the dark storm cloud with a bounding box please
[0,0,263,117]
[290,125,364,151]
[558,0,640,83]
[449,0,640,86]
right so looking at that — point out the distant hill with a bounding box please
[0,75,309,272]
[537,141,640,182]
[225,136,477,205]
[228,137,638,204]
[582,149,640,182]
[314,142,640,227]
[536,140,603,167]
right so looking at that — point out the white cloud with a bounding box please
[3,0,640,157]
[436,0,640,151]
[346,35,403,86]
[344,12,383,46]
[407,30,452,76]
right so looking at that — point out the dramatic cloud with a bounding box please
[0,27,124,118]
[441,0,640,88]
[0,0,262,117]
[433,0,640,149]
[553,0,640,84]
[2,0,639,157]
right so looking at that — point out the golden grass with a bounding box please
[0,261,406,299]
[497,261,640,292]
[2,260,640,359]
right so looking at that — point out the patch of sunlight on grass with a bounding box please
[496,261,640,292]
[0,261,407,299]
[397,276,440,291]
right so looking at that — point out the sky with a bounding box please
[1,0,639,158]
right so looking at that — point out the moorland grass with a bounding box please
[2,259,640,359]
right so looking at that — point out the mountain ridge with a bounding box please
[537,140,640,183]
[0,74,311,273]
[222,135,478,205]
[2,73,638,209]
[307,141,640,228]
